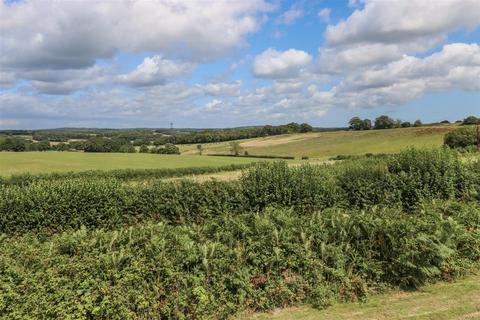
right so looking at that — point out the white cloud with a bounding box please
[339,43,480,93]
[253,48,312,79]
[201,81,242,96]
[317,44,405,73]
[325,0,480,47]
[117,56,194,87]
[0,0,272,72]
[318,8,331,23]
[276,5,303,25]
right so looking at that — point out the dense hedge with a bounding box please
[444,126,477,149]
[1,201,479,319]
[0,148,477,234]
[0,163,257,187]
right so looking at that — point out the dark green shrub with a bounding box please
[337,162,398,209]
[387,148,472,209]
[444,126,476,149]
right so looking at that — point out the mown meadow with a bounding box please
[0,148,479,319]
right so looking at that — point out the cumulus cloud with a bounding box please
[0,0,272,72]
[253,48,312,79]
[325,0,480,47]
[117,56,194,87]
[339,43,480,93]
[201,81,243,96]
[1,0,480,128]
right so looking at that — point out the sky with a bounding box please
[0,0,479,129]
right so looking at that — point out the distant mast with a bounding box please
[170,122,174,134]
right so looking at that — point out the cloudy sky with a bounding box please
[0,0,479,129]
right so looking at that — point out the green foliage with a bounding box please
[139,145,149,153]
[462,115,479,125]
[151,143,180,154]
[349,117,372,130]
[1,201,479,319]
[0,137,27,151]
[1,149,477,234]
[374,115,396,129]
[413,119,423,127]
[444,126,477,149]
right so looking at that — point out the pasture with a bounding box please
[181,125,457,158]
[0,152,261,176]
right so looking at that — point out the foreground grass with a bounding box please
[181,125,457,158]
[0,152,262,175]
[240,275,480,320]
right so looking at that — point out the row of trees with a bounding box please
[0,137,63,152]
[349,115,479,131]
[349,116,422,130]
[26,123,314,145]
[0,137,181,154]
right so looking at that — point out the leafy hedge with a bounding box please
[1,201,479,319]
[0,148,477,234]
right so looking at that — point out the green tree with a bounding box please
[413,119,423,127]
[463,116,479,125]
[139,145,149,153]
[0,137,26,152]
[374,115,396,129]
[299,123,313,133]
[349,117,363,130]
[230,141,243,156]
[362,119,372,130]
[36,140,51,151]
[197,144,203,155]
[120,145,136,153]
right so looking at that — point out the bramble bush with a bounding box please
[1,201,479,319]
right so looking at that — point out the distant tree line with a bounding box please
[22,122,314,147]
[349,115,424,130]
[0,136,180,154]
[349,114,478,131]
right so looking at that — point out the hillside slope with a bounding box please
[181,125,457,159]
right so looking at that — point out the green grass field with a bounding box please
[181,125,457,159]
[0,152,261,176]
[0,125,460,175]
[239,275,480,320]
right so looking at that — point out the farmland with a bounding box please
[180,125,456,158]
[0,125,458,177]
[1,147,479,319]
[0,152,261,176]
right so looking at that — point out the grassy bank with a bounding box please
[180,125,457,158]
[241,274,480,319]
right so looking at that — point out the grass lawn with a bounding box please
[238,275,480,320]
[181,125,457,159]
[0,152,263,176]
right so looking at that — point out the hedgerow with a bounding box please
[0,148,478,234]
[1,201,478,319]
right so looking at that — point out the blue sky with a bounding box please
[0,0,479,129]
